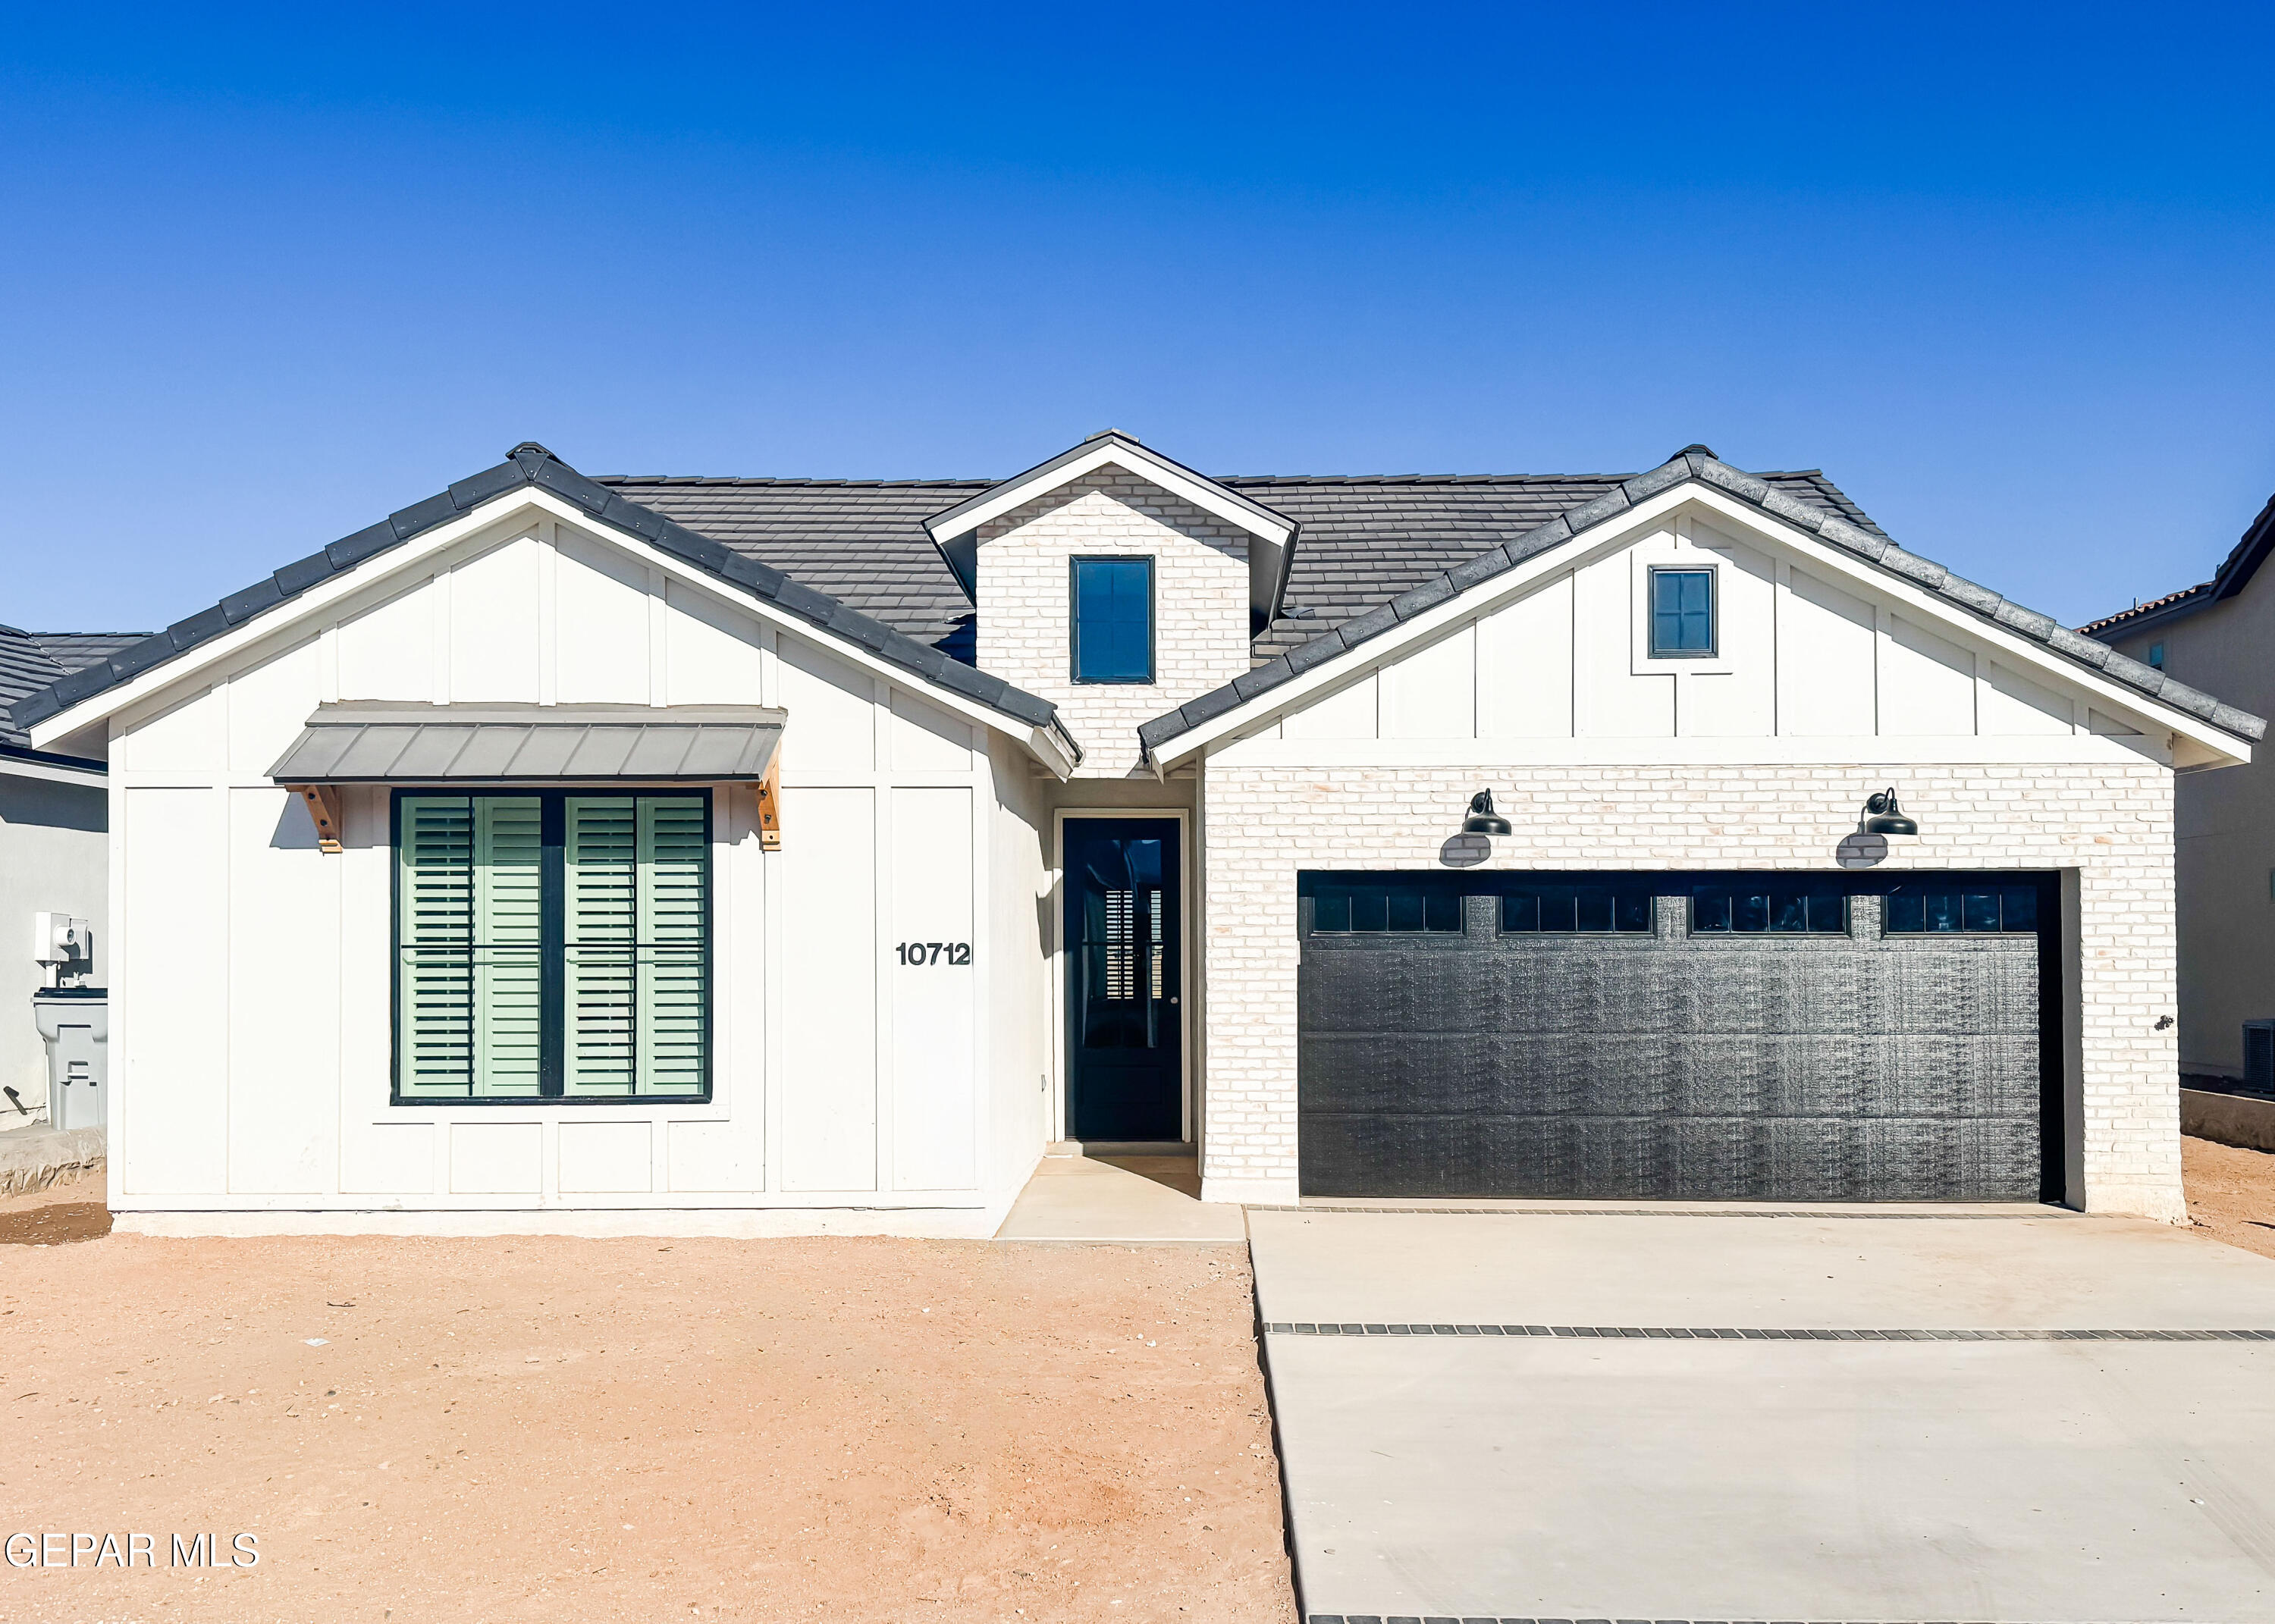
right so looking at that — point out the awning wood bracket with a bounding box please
[755,748,783,851]
[287,783,344,854]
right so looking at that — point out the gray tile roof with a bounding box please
[0,626,144,750]
[592,468,1882,666]
[1224,468,1884,663]
[6,447,1076,760]
[1138,447,2268,754]
[595,477,987,653]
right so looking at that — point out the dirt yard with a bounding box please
[0,1184,1292,1623]
[2182,1131,2275,1264]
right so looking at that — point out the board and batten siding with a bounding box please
[103,510,1026,1223]
[1250,513,2147,754]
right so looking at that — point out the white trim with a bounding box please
[925,434,1293,549]
[111,1203,1003,1239]
[0,753,105,787]
[1148,483,2254,770]
[1050,807,1195,1149]
[28,488,1075,779]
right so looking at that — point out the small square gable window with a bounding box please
[1072,557,1154,683]
[1649,566,1715,657]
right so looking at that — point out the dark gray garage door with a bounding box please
[1297,871,2060,1202]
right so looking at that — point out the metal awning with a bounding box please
[267,703,786,783]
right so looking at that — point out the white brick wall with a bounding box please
[1197,760,2184,1220]
[977,470,1252,778]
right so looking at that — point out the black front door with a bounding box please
[1066,818,1182,1142]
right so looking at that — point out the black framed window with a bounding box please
[1500,882,1654,934]
[1692,881,1848,934]
[1070,556,1155,683]
[1649,566,1716,657]
[1884,883,2039,935]
[393,790,711,1102]
[1307,877,1463,934]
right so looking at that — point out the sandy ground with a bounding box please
[0,1181,1292,1624]
[2182,1131,2275,1264]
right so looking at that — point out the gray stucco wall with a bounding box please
[2107,598,2275,1080]
[0,772,107,1124]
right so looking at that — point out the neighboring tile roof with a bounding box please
[1138,446,2268,754]
[2078,583,2215,638]
[5,447,1076,760]
[0,626,144,751]
[2080,486,2275,641]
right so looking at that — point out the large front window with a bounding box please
[394,792,711,1102]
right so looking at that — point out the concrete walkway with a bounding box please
[1249,1206,2275,1623]
[993,1154,1247,1245]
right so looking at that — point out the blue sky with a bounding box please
[4,2,2273,633]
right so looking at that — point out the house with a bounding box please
[2084,485,2275,1089]
[0,624,140,1129]
[9,434,2259,1234]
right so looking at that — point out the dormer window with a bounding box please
[1071,556,1154,684]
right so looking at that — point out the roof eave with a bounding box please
[15,447,1073,768]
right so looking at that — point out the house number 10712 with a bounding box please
[896,942,972,966]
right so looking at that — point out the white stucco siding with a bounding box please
[976,469,1252,778]
[1197,761,2182,1219]
[2106,596,2275,1080]
[100,510,1037,1225]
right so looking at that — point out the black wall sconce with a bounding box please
[1462,789,1512,837]
[1860,787,1919,837]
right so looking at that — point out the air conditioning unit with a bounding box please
[2245,1020,2275,1093]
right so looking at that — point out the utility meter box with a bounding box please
[33,987,106,1130]
[33,912,93,984]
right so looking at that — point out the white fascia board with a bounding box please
[921,436,1294,549]
[1151,482,2251,770]
[0,752,106,787]
[27,488,1074,777]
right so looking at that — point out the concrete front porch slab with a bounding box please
[994,1155,1248,1246]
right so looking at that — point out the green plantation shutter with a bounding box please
[639,798,708,1094]
[398,797,475,1096]
[563,795,709,1096]
[397,791,708,1101]
[472,798,544,1096]
[565,798,638,1094]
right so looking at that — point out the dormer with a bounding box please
[926,432,1295,776]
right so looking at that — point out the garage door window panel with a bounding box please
[1691,881,1848,935]
[1885,883,2038,934]
[1498,883,1652,934]
[1308,879,1462,935]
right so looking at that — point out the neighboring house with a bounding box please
[0,624,143,1126]
[8,435,2259,1233]
[2084,487,2275,1088]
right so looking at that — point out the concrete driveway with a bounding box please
[1247,1205,2275,1623]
